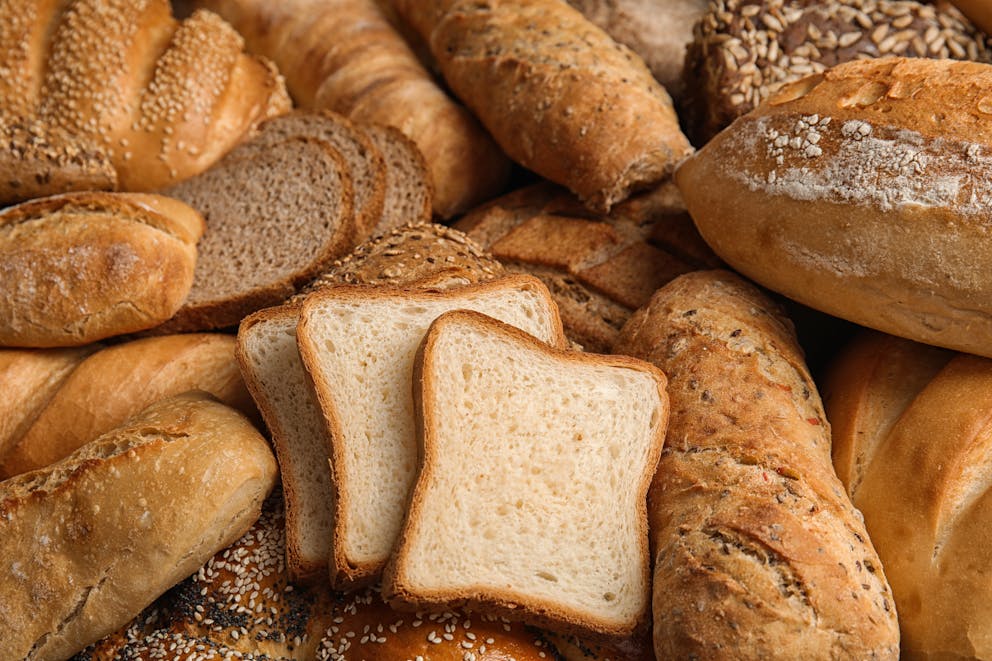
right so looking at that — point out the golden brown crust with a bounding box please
[677,57,992,358]
[0,192,203,348]
[0,333,256,478]
[613,270,900,660]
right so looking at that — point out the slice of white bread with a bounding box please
[383,310,668,639]
[236,303,335,583]
[296,275,567,587]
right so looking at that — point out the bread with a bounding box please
[613,270,899,660]
[683,0,991,143]
[0,345,96,463]
[0,333,256,478]
[456,181,721,352]
[199,0,511,218]
[567,0,708,101]
[677,57,992,358]
[1,1,290,193]
[0,191,204,347]
[950,0,992,35]
[383,310,667,638]
[363,123,434,235]
[297,275,566,587]
[0,391,278,661]
[163,135,355,332]
[823,330,992,659]
[390,0,693,212]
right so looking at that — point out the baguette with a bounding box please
[613,270,899,659]
[390,0,693,212]
[0,391,278,661]
[677,57,992,358]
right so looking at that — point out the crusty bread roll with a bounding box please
[0,391,278,661]
[0,334,256,478]
[0,192,204,348]
[614,270,900,660]
[824,330,992,659]
[390,0,694,212]
[677,57,992,358]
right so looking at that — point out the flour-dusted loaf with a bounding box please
[824,331,992,659]
[297,275,566,587]
[613,270,899,659]
[0,334,255,478]
[677,57,992,358]
[0,391,278,661]
[383,310,668,639]
[390,0,693,212]
[0,192,204,347]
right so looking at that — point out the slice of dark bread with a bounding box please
[362,123,433,235]
[161,136,355,332]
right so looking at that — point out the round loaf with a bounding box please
[0,192,204,347]
[677,57,992,358]
[824,331,992,659]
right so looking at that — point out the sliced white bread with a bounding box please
[236,303,335,583]
[383,310,668,638]
[297,275,566,587]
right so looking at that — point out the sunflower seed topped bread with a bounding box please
[613,270,900,660]
[0,391,278,661]
[383,310,668,639]
[677,56,992,358]
[163,135,355,332]
[0,191,204,347]
[297,275,566,588]
[0,334,256,478]
[823,331,992,659]
[683,0,992,143]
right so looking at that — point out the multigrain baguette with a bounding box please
[0,392,278,661]
[677,57,992,358]
[613,270,899,660]
[390,0,694,212]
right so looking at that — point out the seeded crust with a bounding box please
[613,270,900,659]
[683,0,992,144]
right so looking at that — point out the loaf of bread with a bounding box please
[390,0,693,212]
[456,182,721,352]
[0,192,204,347]
[0,334,256,478]
[199,0,511,218]
[823,330,992,659]
[951,0,992,35]
[613,270,899,659]
[362,123,434,234]
[0,1,289,195]
[683,0,991,143]
[0,391,278,661]
[677,57,992,358]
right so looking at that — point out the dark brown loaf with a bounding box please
[390,0,694,212]
[677,56,992,358]
[0,192,204,347]
[0,391,278,661]
[683,0,991,143]
[613,270,899,660]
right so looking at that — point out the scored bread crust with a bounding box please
[382,309,668,639]
[296,274,567,588]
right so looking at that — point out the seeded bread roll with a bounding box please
[683,0,992,143]
[613,270,900,660]
[677,57,992,358]
[0,192,204,347]
[390,0,694,212]
[0,392,278,661]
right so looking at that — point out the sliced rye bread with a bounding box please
[382,310,668,639]
[361,123,433,235]
[455,181,722,352]
[236,303,335,583]
[244,110,386,246]
[296,275,567,588]
[161,135,355,332]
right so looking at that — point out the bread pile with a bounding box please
[7,0,992,658]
